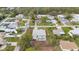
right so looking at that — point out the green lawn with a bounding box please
[46,27,61,50]
[20,20,25,26]
[62,27,72,34]
[2,46,15,51]
[38,21,55,26]
[74,36,79,47]
[30,20,35,26]
[16,28,23,34]
[5,37,18,42]
[25,47,35,51]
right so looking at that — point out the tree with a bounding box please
[65,14,73,20]
[18,30,32,51]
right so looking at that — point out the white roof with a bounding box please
[57,15,65,18]
[5,29,16,32]
[70,29,79,35]
[8,22,17,29]
[71,19,79,22]
[71,14,79,19]
[51,20,57,24]
[53,29,65,35]
[33,29,46,36]
[0,27,5,31]
[16,14,25,19]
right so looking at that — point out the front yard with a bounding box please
[62,27,72,34]
[5,37,18,42]
[2,46,15,51]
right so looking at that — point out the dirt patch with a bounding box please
[31,40,54,51]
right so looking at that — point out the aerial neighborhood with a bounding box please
[0,7,79,51]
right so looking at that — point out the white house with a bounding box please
[51,19,57,24]
[47,15,54,19]
[53,29,65,36]
[8,22,18,29]
[70,19,79,23]
[46,19,57,24]
[71,14,79,19]
[57,15,65,19]
[60,40,79,51]
[69,28,79,36]
[16,14,25,20]
[32,29,46,41]
[5,29,17,33]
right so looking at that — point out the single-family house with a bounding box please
[5,29,17,33]
[60,40,79,51]
[71,14,79,20]
[46,19,57,24]
[47,15,54,19]
[32,29,46,41]
[51,19,57,24]
[16,14,25,20]
[57,15,65,19]
[36,15,49,19]
[8,22,18,29]
[70,19,79,23]
[53,29,65,36]
[69,28,79,36]
[60,19,69,25]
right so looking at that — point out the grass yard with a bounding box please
[2,46,15,51]
[20,20,25,26]
[62,27,72,34]
[25,47,35,51]
[71,22,79,25]
[16,28,23,34]
[46,27,61,51]
[5,37,18,42]
[37,21,55,26]
[74,36,79,47]
[30,20,35,26]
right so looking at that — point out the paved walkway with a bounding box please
[14,46,20,51]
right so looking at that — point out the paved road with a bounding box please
[30,25,79,28]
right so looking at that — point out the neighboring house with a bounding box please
[35,20,41,24]
[46,19,57,24]
[51,19,57,24]
[69,28,79,36]
[70,19,79,23]
[60,19,70,25]
[71,14,79,19]
[5,29,17,33]
[7,22,18,29]
[16,14,25,20]
[53,29,65,36]
[37,15,54,19]
[57,15,65,19]
[60,40,79,51]
[47,15,54,19]
[37,15,48,18]
[1,22,18,29]
[32,29,46,41]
